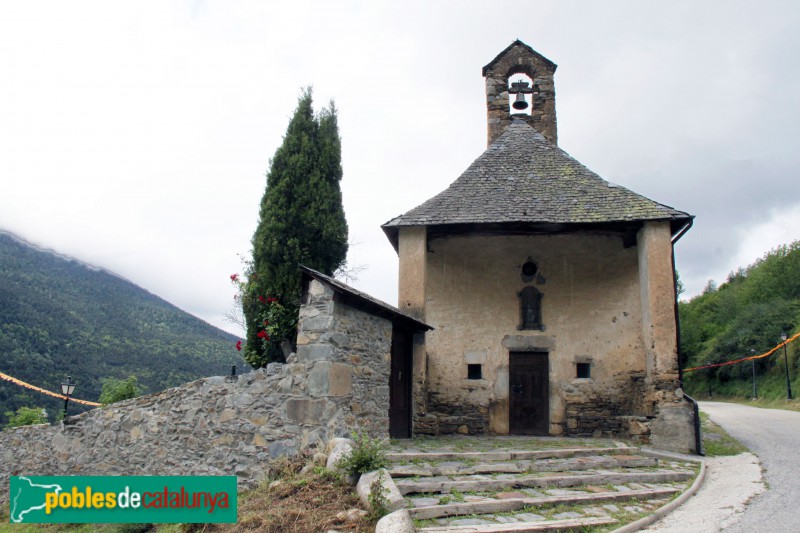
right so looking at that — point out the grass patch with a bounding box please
[413,517,442,529]
[708,396,800,413]
[412,495,669,532]
[685,370,800,412]
[699,412,749,456]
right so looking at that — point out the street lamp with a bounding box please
[781,333,793,400]
[751,349,758,399]
[60,376,75,418]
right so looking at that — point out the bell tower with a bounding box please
[483,40,558,146]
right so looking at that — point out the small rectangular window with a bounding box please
[467,364,482,380]
[576,363,591,379]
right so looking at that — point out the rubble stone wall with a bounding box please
[0,279,392,504]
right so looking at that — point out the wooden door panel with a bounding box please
[389,329,412,438]
[509,351,549,435]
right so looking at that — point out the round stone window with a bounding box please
[521,259,538,282]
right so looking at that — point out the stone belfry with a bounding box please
[483,40,558,146]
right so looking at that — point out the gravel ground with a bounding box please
[644,400,800,532]
[639,452,763,532]
[700,401,800,533]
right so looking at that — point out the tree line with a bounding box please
[680,241,800,398]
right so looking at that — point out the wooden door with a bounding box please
[509,351,549,435]
[389,329,413,438]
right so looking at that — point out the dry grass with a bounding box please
[188,455,375,533]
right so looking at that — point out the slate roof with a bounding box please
[299,265,432,332]
[382,119,692,242]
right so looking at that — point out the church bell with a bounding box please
[512,92,529,111]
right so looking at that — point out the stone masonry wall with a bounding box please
[0,279,392,505]
[485,42,558,146]
[295,279,393,434]
[561,372,647,439]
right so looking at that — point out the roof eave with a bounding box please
[669,214,695,237]
[381,224,400,253]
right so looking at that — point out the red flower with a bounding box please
[230,273,239,282]
[258,296,267,304]
[235,340,242,351]
[263,320,269,326]
[257,330,270,340]
[267,297,278,303]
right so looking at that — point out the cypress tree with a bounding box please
[244,88,348,367]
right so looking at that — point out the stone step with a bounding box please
[408,486,678,520]
[418,516,618,532]
[395,469,694,495]
[389,454,656,477]
[386,446,640,463]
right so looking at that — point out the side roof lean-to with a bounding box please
[382,118,692,250]
[299,265,432,332]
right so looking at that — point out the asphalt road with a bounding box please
[700,401,800,532]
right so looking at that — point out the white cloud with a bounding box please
[731,204,800,273]
[1,1,799,334]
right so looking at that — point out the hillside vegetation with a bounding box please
[0,231,246,424]
[680,241,800,399]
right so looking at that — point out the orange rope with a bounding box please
[0,371,102,406]
[684,332,800,373]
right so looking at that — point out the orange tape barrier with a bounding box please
[0,371,102,407]
[684,332,800,373]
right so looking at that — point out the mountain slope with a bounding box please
[0,231,246,423]
[680,240,800,398]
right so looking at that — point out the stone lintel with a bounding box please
[501,335,555,351]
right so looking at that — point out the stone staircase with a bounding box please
[385,437,697,532]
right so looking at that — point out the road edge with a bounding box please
[610,452,707,533]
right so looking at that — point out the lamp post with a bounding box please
[781,332,793,400]
[61,376,75,418]
[750,349,758,399]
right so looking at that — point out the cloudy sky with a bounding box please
[1,1,799,336]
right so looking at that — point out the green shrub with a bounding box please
[367,471,390,520]
[335,433,387,475]
[4,406,48,428]
[99,375,142,405]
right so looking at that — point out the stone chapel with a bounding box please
[381,40,697,452]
